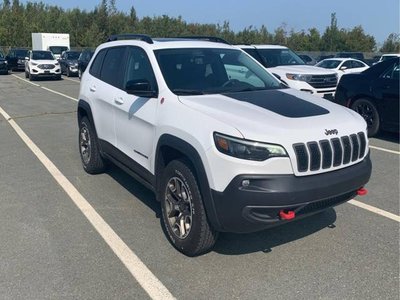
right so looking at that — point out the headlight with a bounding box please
[286,73,312,82]
[31,62,38,66]
[214,133,287,161]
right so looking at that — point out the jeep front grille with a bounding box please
[38,64,55,70]
[307,74,337,89]
[293,132,367,172]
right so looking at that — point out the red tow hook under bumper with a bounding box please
[279,210,296,220]
[357,187,368,196]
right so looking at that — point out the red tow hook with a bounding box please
[279,210,296,220]
[357,187,368,196]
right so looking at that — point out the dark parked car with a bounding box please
[334,58,399,136]
[59,50,81,77]
[6,48,29,71]
[77,49,94,79]
[0,51,9,74]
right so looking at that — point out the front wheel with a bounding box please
[351,98,380,137]
[78,116,106,174]
[159,159,218,256]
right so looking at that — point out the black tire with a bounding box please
[28,72,35,81]
[56,75,62,80]
[66,68,70,77]
[78,116,106,174]
[351,98,380,137]
[159,159,218,256]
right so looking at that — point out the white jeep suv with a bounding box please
[78,35,371,256]
[25,50,61,81]
[239,45,338,99]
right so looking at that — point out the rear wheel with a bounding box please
[78,116,106,174]
[159,159,218,256]
[351,98,380,137]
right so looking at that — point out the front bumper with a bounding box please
[31,67,61,77]
[210,154,371,233]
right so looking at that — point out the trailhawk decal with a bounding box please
[223,90,329,118]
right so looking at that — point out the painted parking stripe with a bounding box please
[12,74,78,102]
[0,106,175,300]
[40,86,77,102]
[348,199,400,222]
[11,74,40,86]
[369,145,400,155]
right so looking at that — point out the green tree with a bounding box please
[380,33,400,53]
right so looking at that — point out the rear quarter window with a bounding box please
[89,49,106,79]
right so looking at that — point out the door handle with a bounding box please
[89,86,96,92]
[114,97,124,105]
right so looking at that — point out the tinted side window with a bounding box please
[382,63,400,80]
[89,49,106,79]
[123,47,157,92]
[342,61,353,68]
[100,47,127,89]
[352,60,365,68]
[243,49,264,64]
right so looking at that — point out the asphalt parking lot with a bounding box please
[0,73,399,299]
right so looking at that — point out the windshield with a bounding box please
[32,51,54,60]
[316,60,341,69]
[255,49,305,67]
[154,48,283,95]
[67,51,80,60]
[49,46,68,55]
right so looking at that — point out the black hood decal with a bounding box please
[223,90,329,118]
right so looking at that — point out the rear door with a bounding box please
[88,46,128,147]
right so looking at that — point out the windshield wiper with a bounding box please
[172,89,204,95]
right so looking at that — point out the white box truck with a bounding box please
[31,33,70,59]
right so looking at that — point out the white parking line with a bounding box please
[40,86,77,102]
[12,74,78,102]
[12,74,40,87]
[369,145,400,155]
[0,105,175,300]
[348,199,400,223]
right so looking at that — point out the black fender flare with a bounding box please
[155,134,222,231]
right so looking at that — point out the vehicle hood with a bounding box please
[31,59,58,65]
[179,88,366,143]
[268,65,337,75]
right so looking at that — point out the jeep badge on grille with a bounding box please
[325,129,338,135]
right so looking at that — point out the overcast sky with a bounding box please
[21,0,399,44]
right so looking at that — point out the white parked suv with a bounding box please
[25,50,61,81]
[239,45,338,99]
[78,35,371,256]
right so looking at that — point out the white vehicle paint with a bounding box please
[24,50,61,80]
[316,58,369,82]
[239,44,338,99]
[77,36,372,255]
[32,33,70,59]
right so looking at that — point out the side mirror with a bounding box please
[339,66,347,71]
[125,79,157,98]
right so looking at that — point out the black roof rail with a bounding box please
[177,36,230,45]
[106,34,154,44]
